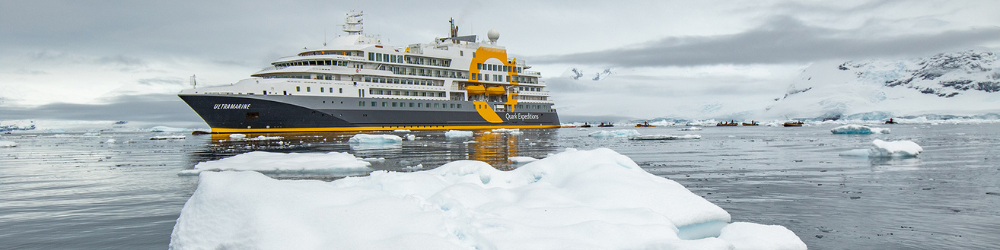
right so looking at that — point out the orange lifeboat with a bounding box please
[466,85,486,95]
[486,86,505,96]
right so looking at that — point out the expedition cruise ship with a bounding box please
[179,11,560,133]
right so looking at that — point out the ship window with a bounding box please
[339,88,343,93]
[408,103,414,107]
[383,54,389,62]
[392,102,397,107]
[320,87,324,93]
[359,101,364,106]
[425,103,431,108]
[368,52,374,61]
[390,56,395,63]
[307,87,311,92]
[372,101,377,106]
[450,104,455,108]
[418,103,422,107]
[457,104,462,108]
[397,55,402,63]
[296,86,301,92]
[434,103,439,108]
[460,51,464,56]
[382,102,387,107]
[477,63,482,70]
[393,91,400,95]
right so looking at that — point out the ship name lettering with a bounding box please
[505,113,539,120]
[213,104,251,110]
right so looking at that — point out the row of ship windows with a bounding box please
[274,60,348,68]
[517,86,542,92]
[385,66,467,79]
[266,74,337,80]
[470,73,536,84]
[364,76,444,86]
[296,86,343,93]
[477,63,521,74]
[360,101,461,109]
[368,52,451,67]
[515,95,548,101]
[369,88,446,97]
[516,104,545,110]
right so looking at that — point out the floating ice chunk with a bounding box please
[360,157,385,162]
[403,164,423,171]
[838,149,872,157]
[588,129,640,137]
[393,129,411,132]
[718,222,808,250]
[228,133,247,139]
[150,135,186,140]
[830,125,890,134]
[444,130,473,138]
[508,156,539,163]
[180,151,372,175]
[679,127,703,131]
[492,128,523,135]
[630,134,701,140]
[104,139,117,144]
[871,139,923,157]
[0,140,16,147]
[170,148,801,249]
[349,134,403,144]
[149,126,188,132]
[404,134,416,141]
[82,132,101,136]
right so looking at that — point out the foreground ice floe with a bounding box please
[491,128,523,135]
[0,140,17,147]
[507,156,539,163]
[349,134,403,144]
[588,129,641,137]
[170,148,805,250]
[444,130,474,138]
[839,139,923,158]
[830,125,890,134]
[178,151,372,175]
[629,134,702,140]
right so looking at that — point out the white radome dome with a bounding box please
[487,29,500,42]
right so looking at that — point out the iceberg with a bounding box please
[179,151,372,175]
[830,125,890,134]
[871,139,923,157]
[588,129,641,137]
[348,134,403,144]
[629,134,702,140]
[444,130,474,138]
[170,148,805,250]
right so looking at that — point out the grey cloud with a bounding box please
[136,77,184,86]
[0,93,202,123]
[534,16,1000,67]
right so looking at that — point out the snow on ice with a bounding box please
[830,125,890,134]
[444,130,474,138]
[178,151,372,175]
[0,140,17,147]
[588,129,641,137]
[170,148,805,250]
[839,139,923,158]
[507,156,539,163]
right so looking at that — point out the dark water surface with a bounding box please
[1,124,998,249]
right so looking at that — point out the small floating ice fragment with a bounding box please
[629,134,701,140]
[830,125,890,134]
[150,135,186,140]
[871,139,922,157]
[444,130,473,138]
[588,129,640,137]
[228,133,247,139]
[0,140,17,147]
[508,156,539,163]
[348,134,403,144]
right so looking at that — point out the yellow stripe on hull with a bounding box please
[211,124,561,134]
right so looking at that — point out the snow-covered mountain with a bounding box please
[765,51,1000,120]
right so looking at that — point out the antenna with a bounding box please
[190,74,197,89]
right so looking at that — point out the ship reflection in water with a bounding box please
[193,128,560,174]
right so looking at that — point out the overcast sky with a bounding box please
[2,0,998,124]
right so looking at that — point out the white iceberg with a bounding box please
[170,148,805,250]
[871,139,922,157]
[104,139,117,144]
[830,125,890,134]
[444,130,473,138]
[0,140,17,147]
[588,129,641,137]
[348,134,403,144]
[179,151,372,175]
[228,134,247,139]
[508,156,539,163]
[393,129,411,132]
[404,134,416,141]
[630,134,702,140]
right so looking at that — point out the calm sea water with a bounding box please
[1,124,998,249]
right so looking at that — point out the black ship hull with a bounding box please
[179,94,561,133]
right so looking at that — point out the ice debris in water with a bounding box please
[492,128,523,135]
[588,129,641,137]
[0,140,17,147]
[839,139,923,158]
[178,151,372,175]
[170,148,805,250]
[103,139,116,144]
[348,134,403,144]
[830,125,890,134]
[444,130,473,138]
[508,156,539,163]
[405,134,416,141]
[679,127,703,131]
[871,139,922,157]
[148,126,188,132]
[149,135,186,140]
[228,134,247,139]
[393,129,411,132]
[629,134,701,140]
